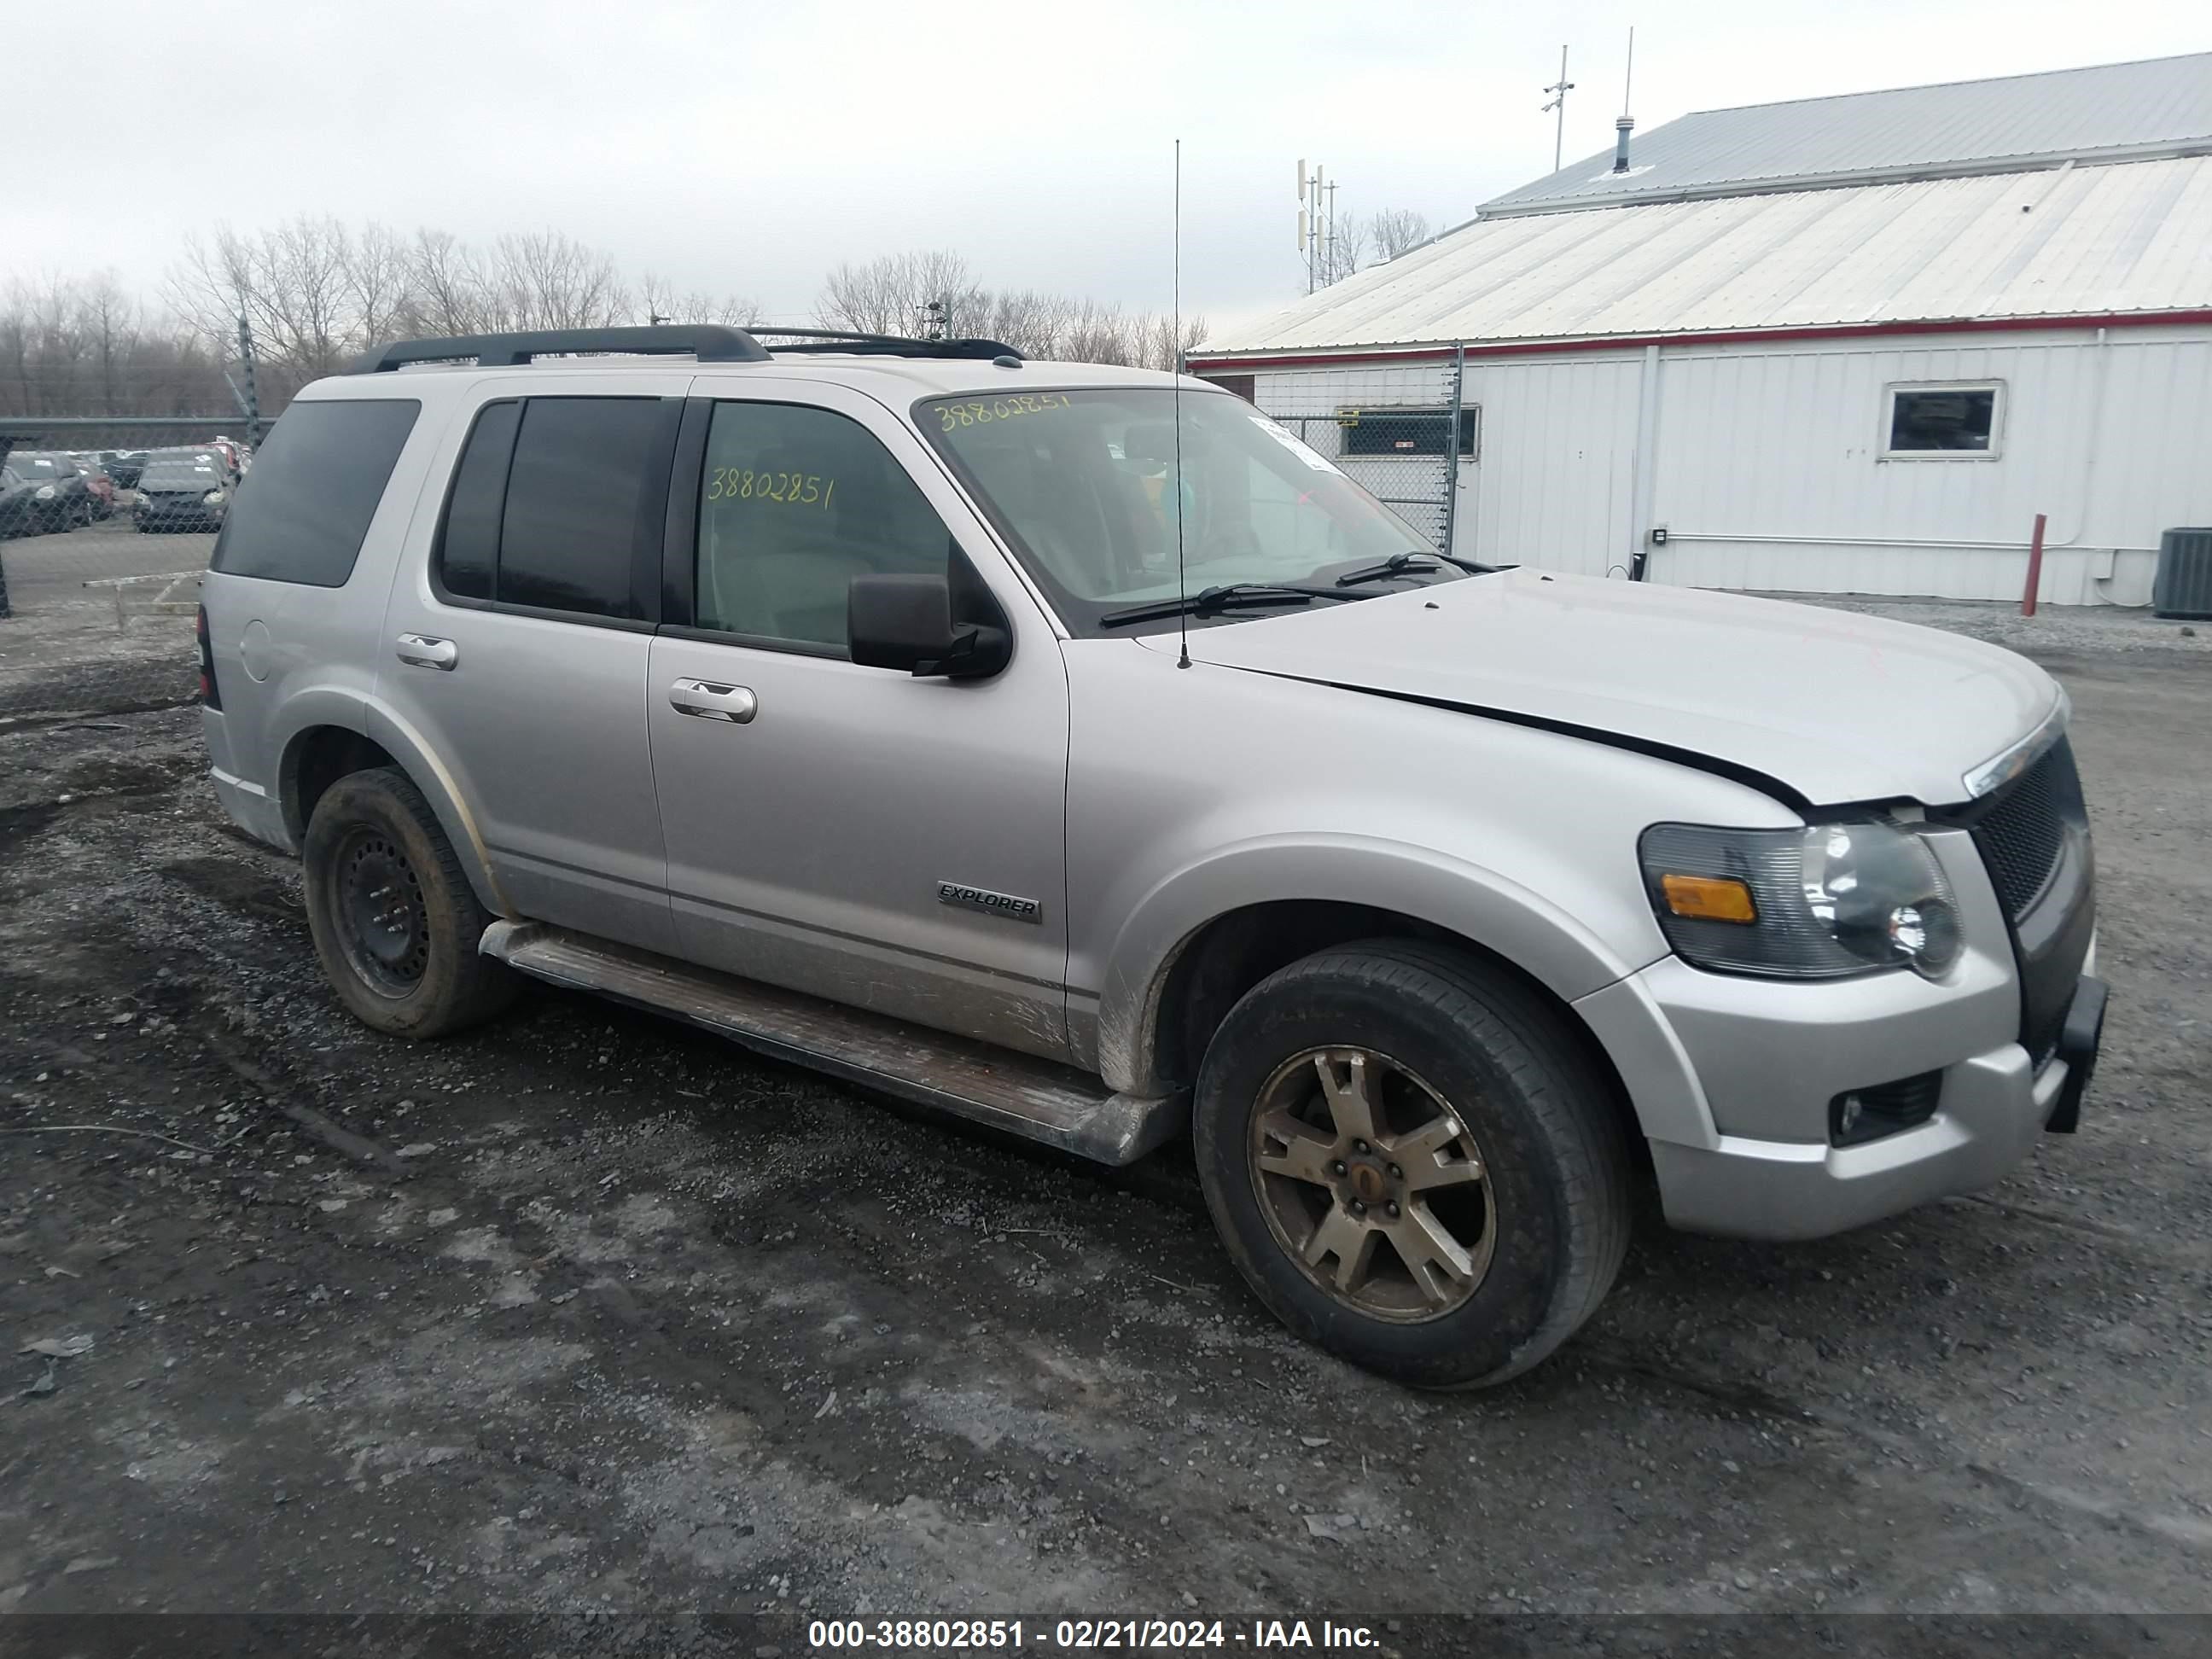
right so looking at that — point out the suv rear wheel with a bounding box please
[1192,940,1631,1388]
[302,767,518,1038]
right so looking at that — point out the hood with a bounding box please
[1166,569,2058,808]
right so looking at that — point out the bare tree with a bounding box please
[1313,215,1369,287]
[1135,311,1210,373]
[18,274,90,411]
[168,217,357,399]
[813,254,1202,367]
[405,228,492,337]
[1368,208,1435,262]
[818,250,986,339]
[342,222,416,352]
[21,218,1229,426]
[637,273,763,328]
[484,230,629,332]
[0,272,229,423]
[80,272,140,412]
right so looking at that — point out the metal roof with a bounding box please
[1479,51,2212,218]
[1195,154,2212,359]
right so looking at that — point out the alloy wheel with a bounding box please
[1248,1047,1497,1322]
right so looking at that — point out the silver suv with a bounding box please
[196,324,2105,1388]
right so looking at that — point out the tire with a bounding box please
[301,766,519,1039]
[1192,939,1632,1389]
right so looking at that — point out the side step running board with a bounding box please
[479,921,1185,1167]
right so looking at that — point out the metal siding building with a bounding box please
[1192,55,2212,606]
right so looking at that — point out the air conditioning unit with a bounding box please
[2152,527,2212,620]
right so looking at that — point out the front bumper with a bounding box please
[1650,976,2102,1240]
[1575,815,2104,1242]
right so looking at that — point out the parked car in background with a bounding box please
[75,459,117,520]
[0,463,43,537]
[4,452,95,531]
[100,450,150,490]
[133,449,232,533]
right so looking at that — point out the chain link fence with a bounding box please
[1249,360,1468,556]
[0,428,242,726]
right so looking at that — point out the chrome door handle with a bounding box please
[395,633,457,670]
[669,678,757,723]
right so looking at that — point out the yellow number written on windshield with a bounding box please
[937,393,1073,434]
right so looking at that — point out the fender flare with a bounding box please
[1095,834,1641,1092]
[275,691,514,919]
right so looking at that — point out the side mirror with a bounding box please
[848,572,1011,679]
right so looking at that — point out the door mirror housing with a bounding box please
[849,570,1011,679]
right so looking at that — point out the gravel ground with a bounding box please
[1,597,2207,1626]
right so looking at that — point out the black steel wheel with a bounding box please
[302,766,519,1039]
[330,825,432,996]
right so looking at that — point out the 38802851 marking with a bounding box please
[806,1619,1029,1648]
[706,466,836,508]
[936,392,1074,432]
[803,1619,1247,1649]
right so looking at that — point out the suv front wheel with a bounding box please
[302,767,518,1038]
[1192,940,1632,1388]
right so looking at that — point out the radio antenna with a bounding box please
[1173,137,1190,671]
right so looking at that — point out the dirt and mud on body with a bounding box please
[2,612,2209,1627]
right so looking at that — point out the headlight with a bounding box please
[1639,819,1961,980]
[202,490,227,505]
[34,485,55,499]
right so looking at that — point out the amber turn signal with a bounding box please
[1659,872,1757,923]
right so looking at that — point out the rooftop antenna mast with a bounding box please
[1541,46,1575,174]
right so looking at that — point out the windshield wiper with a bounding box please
[1334,550,1506,587]
[1097,582,1368,628]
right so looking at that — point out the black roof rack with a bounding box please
[743,328,1023,362]
[346,323,1027,375]
[347,324,771,374]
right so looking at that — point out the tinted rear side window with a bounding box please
[496,398,668,620]
[434,400,521,602]
[211,399,419,585]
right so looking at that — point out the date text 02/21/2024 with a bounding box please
[805,1618,1382,1650]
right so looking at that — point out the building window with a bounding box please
[1884,383,2002,457]
[1336,406,1480,459]
[1204,374,1256,404]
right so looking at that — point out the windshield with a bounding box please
[919,387,1435,633]
[143,456,224,489]
[9,456,61,477]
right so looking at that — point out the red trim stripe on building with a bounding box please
[1187,309,2212,375]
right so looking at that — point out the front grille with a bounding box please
[1950,734,2093,1074]
[1973,741,2074,920]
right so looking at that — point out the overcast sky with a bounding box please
[9,0,2205,334]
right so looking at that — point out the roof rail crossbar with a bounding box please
[747,328,1024,362]
[347,325,771,374]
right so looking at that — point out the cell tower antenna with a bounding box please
[1541,45,1575,174]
